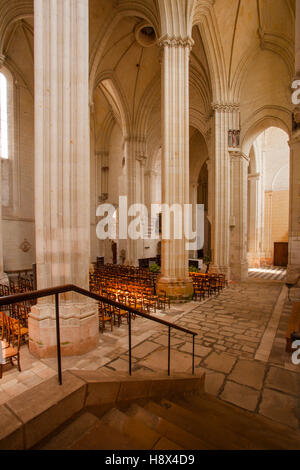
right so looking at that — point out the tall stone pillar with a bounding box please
[96,150,109,260]
[248,173,263,267]
[123,136,146,266]
[229,150,249,280]
[211,105,240,279]
[189,182,198,259]
[156,36,194,300]
[0,160,8,285]
[263,191,273,264]
[30,0,98,358]
[287,0,300,283]
[288,134,300,281]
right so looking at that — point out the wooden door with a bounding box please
[112,242,117,265]
[274,242,288,267]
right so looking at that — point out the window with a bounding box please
[0,72,8,159]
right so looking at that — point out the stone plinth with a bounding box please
[29,302,99,358]
[156,276,194,301]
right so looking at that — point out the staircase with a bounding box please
[38,392,300,450]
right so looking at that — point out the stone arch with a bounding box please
[242,112,291,158]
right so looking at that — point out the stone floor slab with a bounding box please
[221,381,260,412]
[229,359,266,390]
[203,352,237,374]
[132,341,161,359]
[265,367,300,397]
[259,388,299,429]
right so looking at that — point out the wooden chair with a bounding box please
[0,316,21,379]
[7,317,28,345]
[193,284,205,301]
[158,291,171,310]
[98,302,113,333]
[0,312,6,340]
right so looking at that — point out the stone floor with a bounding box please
[1,280,299,432]
[248,266,286,281]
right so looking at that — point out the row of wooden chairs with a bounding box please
[190,273,227,301]
[98,300,130,333]
[0,312,28,378]
[91,265,158,290]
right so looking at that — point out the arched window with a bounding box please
[0,72,8,159]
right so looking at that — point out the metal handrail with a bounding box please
[0,284,197,384]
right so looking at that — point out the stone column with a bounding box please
[156,36,194,300]
[296,0,300,78]
[144,169,161,258]
[229,150,249,280]
[211,105,240,279]
[287,134,300,281]
[123,136,146,266]
[287,0,300,282]
[96,150,109,260]
[263,191,273,264]
[136,154,147,261]
[0,159,8,285]
[30,0,98,358]
[98,151,109,202]
[189,182,198,259]
[248,173,262,267]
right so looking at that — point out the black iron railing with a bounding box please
[0,284,197,385]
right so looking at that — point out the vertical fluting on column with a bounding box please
[156,36,194,300]
[229,151,249,280]
[123,136,146,266]
[248,173,263,267]
[0,160,4,280]
[189,182,198,259]
[30,0,98,358]
[287,134,300,281]
[287,0,300,283]
[211,104,240,279]
[263,191,273,264]
[296,0,300,76]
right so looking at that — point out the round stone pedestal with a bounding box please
[28,302,99,358]
[156,277,194,301]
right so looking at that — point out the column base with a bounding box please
[230,261,248,281]
[286,265,300,285]
[28,301,99,358]
[210,265,231,280]
[156,277,194,302]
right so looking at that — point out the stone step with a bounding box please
[39,412,100,450]
[176,393,300,450]
[100,407,181,450]
[145,400,251,450]
[69,420,142,450]
[126,403,213,450]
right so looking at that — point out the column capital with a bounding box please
[124,135,146,144]
[0,54,6,68]
[145,169,158,177]
[212,102,240,113]
[229,149,250,165]
[95,150,109,157]
[248,172,260,181]
[289,129,300,146]
[158,34,194,50]
[136,154,147,166]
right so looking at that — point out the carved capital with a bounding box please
[229,149,250,165]
[136,154,147,166]
[158,34,194,50]
[212,102,240,113]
